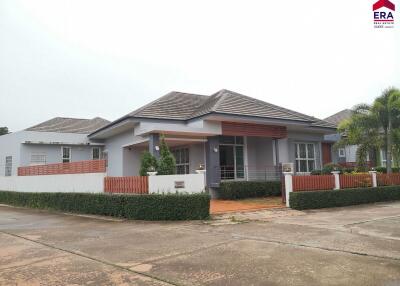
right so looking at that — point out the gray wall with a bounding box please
[122,146,145,176]
[19,144,99,166]
[0,130,99,176]
[189,143,205,173]
[104,130,135,176]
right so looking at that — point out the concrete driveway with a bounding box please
[1,202,400,286]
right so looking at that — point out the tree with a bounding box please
[157,135,176,175]
[336,87,400,173]
[0,127,8,136]
[371,87,400,173]
[139,151,158,176]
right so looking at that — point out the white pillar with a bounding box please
[369,171,377,187]
[331,171,340,190]
[283,172,293,207]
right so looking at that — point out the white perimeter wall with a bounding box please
[149,173,205,194]
[0,173,105,193]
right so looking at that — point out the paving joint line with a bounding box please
[0,230,180,286]
[230,234,400,262]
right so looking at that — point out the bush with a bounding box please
[217,181,281,200]
[375,167,400,173]
[310,170,322,175]
[157,135,176,175]
[139,151,158,176]
[321,163,343,174]
[0,191,210,220]
[289,186,400,210]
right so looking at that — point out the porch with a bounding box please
[123,133,283,187]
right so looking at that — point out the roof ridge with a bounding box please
[220,89,318,122]
[210,90,229,112]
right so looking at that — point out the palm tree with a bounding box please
[371,87,400,173]
[337,87,400,173]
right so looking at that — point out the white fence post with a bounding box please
[283,172,293,207]
[369,171,377,187]
[331,171,340,190]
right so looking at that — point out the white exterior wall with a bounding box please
[0,132,24,176]
[0,173,105,193]
[134,120,221,136]
[149,173,205,194]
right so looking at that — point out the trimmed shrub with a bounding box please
[289,186,400,210]
[321,163,343,174]
[139,151,158,176]
[217,181,281,200]
[157,135,176,175]
[0,191,210,220]
[375,167,400,173]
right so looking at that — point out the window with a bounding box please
[5,156,12,176]
[172,148,189,174]
[338,148,345,158]
[61,147,71,163]
[380,149,392,167]
[219,136,245,180]
[30,153,46,165]
[92,147,101,160]
[295,143,316,173]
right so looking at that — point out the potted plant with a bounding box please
[147,166,158,176]
[196,164,206,174]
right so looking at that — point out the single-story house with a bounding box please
[0,117,110,176]
[323,109,390,168]
[1,89,337,188]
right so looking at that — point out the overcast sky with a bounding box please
[1,0,399,132]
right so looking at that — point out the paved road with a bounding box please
[1,202,400,285]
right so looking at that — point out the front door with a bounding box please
[322,143,332,166]
[219,143,244,180]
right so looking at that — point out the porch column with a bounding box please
[274,139,280,166]
[149,133,160,159]
[205,136,220,188]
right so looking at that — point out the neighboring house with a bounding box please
[0,117,110,176]
[1,89,337,188]
[323,109,381,168]
[323,109,359,166]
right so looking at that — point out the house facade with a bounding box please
[1,89,337,188]
[0,117,109,176]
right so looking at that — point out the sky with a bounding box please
[0,0,399,132]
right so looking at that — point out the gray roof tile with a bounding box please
[26,117,110,134]
[324,109,352,127]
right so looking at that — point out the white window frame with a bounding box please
[5,156,12,176]
[171,147,190,174]
[295,142,316,173]
[92,147,101,160]
[30,152,47,166]
[381,149,387,167]
[338,148,346,158]
[61,146,72,163]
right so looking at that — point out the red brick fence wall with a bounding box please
[292,172,400,192]
[104,176,149,194]
[18,160,106,176]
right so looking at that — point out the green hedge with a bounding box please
[290,186,400,210]
[217,181,281,200]
[0,191,210,220]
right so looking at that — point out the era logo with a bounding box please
[374,11,394,20]
[373,0,395,28]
